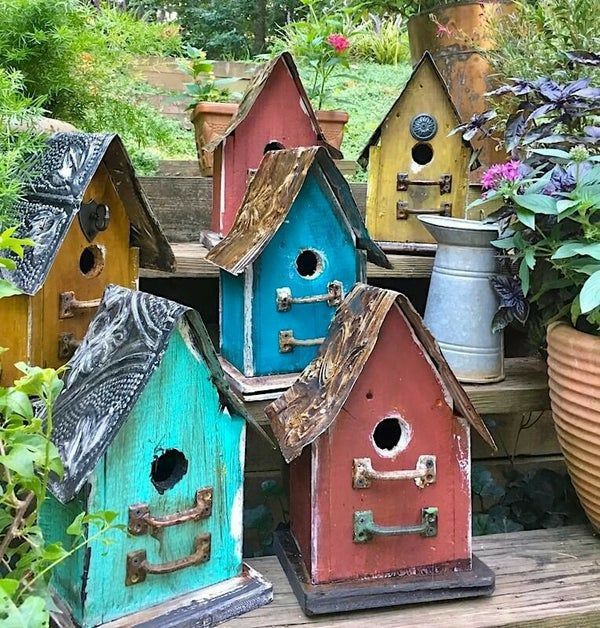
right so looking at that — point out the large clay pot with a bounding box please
[316,109,349,151]
[190,102,238,176]
[547,322,600,532]
[408,1,513,175]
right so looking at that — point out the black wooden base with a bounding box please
[274,528,495,616]
[51,564,272,627]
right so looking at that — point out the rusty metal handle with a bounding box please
[276,280,343,312]
[57,333,81,360]
[397,173,452,193]
[278,330,324,353]
[59,291,101,319]
[353,508,438,543]
[128,488,213,537]
[353,456,436,489]
[397,202,452,220]
[126,534,211,585]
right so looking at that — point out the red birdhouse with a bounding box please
[204,52,341,237]
[266,283,497,615]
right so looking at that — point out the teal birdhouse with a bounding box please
[41,285,272,627]
[206,147,390,401]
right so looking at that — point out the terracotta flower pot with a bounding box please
[407,1,514,175]
[316,109,349,151]
[190,102,239,176]
[547,322,600,531]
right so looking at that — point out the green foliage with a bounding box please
[351,14,410,65]
[472,464,585,535]
[0,232,119,625]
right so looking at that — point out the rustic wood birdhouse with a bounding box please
[0,132,174,386]
[266,283,496,615]
[42,285,272,627]
[204,52,341,238]
[206,147,390,401]
[359,52,473,249]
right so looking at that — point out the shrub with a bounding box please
[351,14,410,65]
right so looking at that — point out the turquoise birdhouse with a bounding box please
[206,147,390,400]
[41,285,272,627]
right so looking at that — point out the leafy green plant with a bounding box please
[351,14,410,65]
[472,464,585,535]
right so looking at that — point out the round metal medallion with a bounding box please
[410,114,438,141]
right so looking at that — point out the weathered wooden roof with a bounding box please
[206,147,391,274]
[0,132,174,295]
[358,52,472,167]
[203,52,341,158]
[266,283,496,463]
[49,284,268,503]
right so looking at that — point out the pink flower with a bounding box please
[481,161,523,190]
[327,33,350,54]
[435,23,453,38]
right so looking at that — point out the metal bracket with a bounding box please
[128,488,213,538]
[396,201,452,220]
[396,173,453,194]
[352,456,436,489]
[126,534,211,585]
[276,281,343,312]
[59,291,102,319]
[58,333,80,360]
[79,201,110,242]
[279,330,325,353]
[353,508,438,543]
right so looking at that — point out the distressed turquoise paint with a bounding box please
[220,270,246,372]
[45,324,246,627]
[252,168,362,375]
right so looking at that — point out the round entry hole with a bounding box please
[264,140,285,154]
[373,418,403,452]
[151,449,188,494]
[79,245,104,278]
[295,249,322,278]
[412,142,434,165]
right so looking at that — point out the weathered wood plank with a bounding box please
[238,525,600,627]
[139,242,434,280]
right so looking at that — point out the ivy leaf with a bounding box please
[0,280,21,299]
[0,444,37,478]
[580,270,600,313]
[66,512,85,537]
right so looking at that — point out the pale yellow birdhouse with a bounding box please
[359,52,473,249]
[0,132,174,385]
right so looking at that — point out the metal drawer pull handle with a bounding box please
[276,280,343,312]
[397,202,452,220]
[59,291,101,319]
[126,534,211,585]
[396,173,452,193]
[353,508,438,543]
[128,488,213,537]
[279,330,325,353]
[352,456,436,489]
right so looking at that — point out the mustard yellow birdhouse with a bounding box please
[0,132,174,385]
[359,52,473,249]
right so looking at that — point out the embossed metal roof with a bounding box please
[206,147,391,274]
[0,132,174,295]
[266,283,496,462]
[49,285,268,503]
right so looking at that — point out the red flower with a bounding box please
[327,33,350,53]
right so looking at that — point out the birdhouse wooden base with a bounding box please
[219,357,300,402]
[274,529,495,616]
[51,564,272,628]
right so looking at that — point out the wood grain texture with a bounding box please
[238,525,600,627]
[0,294,31,385]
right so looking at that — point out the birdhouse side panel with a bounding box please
[219,62,321,236]
[0,294,32,386]
[289,446,314,575]
[372,62,469,244]
[220,269,247,374]
[39,164,135,371]
[82,326,245,626]
[251,177,361,376]
[40,493,89,622]
[211,140,231,234]
[311,305,471,584]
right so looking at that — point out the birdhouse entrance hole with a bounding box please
[79,245,104,278]
[372,417,410,457]
[264,140,285,154]
[151,449,188,494]
[412,142,434,166]
[295,249,323,279]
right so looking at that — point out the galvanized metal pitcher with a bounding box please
[418,215,504,383]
